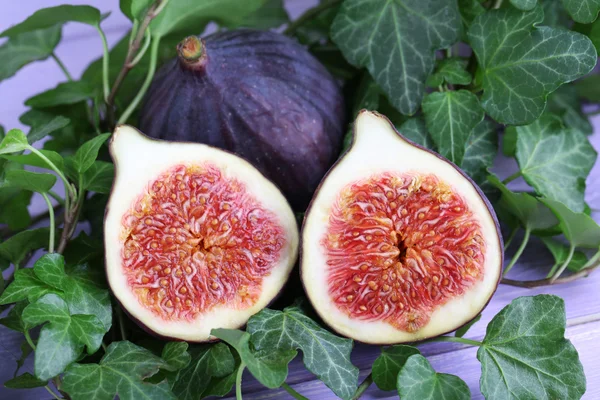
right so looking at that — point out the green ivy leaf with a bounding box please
[468,6,596,125]
[547,85,593,135]
[172,343,236,399]
[13,340,33,378]
[539,198,600,248]
[247,305,359,399]
[2,170,57,193]
[0,301,29,332]
[0,5,102,37]
[3,149,65,172]
[0,129,29,155]
[398,354,470,399]
[515,115,597,213]
[510,0,537,10]
[331,0,461,115]
[0,269,59,305]
[561,0,600,23]
[70,133,111,175]
[212,328,296,389]
[3,373,47,389]
[161,342,191,371]
[82,161,114,193]
[461,120,498,186]
[25,81,96,108]
[478,295,585,399]
[22,293,105,380]
[427,58,472,87]
[63,341,177,400]
[372,345,420,391]
[455,314,482,338]
[458,0,485,28]
[0,228,50,267]
[0,26,61,82]
[422,90,484,165]
[398,117,435,149]
[541,237,588,272]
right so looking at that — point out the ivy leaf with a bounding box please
[422,90,484,165]
[4,373,47,389]
[515,115,597,213]
[0,26,61,82]
[82,161,114,193]
[0,228,50,267]
[426,58,472,87]
[0,5,102,37]
[455,314,482,338]
[25,81,96,108]
[398,354,470,399]
[0,269,59,305]
[63,341,177,400]
[547,85,593,135]
[561,0,600,23]
[478,295,585,399]
[331,0,461,115]
[468,6,596,125]
[0,301,29,332]
[510,0,537,10]
[541,237,588,272]
[461,120,498,186]
[247,305,359,399]
[172,343,236,400]
[398,117,435,149]
[372,345,420,391]
[22,294,105,380]
[458,0,485,28]
[0,129,29,155]
[70,133,111,175]
[3,149,65,172]
[539,199,600,248]
[2,170,56,193]
[161,342,191,371]
[212,328,297,389]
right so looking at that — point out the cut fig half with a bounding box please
[105,126,298,342]
[301,111,502,344]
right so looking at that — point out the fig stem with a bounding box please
[43,385,61,400]
[351,373,373,400]
[281,383,308,400]
[283,0,343,36]
[502,228,531,277]
[50,53,73,82]
[235,363,246,400]
[41,193,55,253]
[430,336,483,346]
[502,171,522,184]
[549,245,575,283]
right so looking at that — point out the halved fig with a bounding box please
[105,126,298,342]
[301,111,502,344]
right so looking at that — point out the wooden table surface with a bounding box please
[1,1,599,399]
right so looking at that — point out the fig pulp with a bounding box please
[302,111,502,344]
[139,29,346,210]
[105,126,298,342]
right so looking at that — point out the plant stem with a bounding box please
[503,228,530,276]
[27,147,74,199]
[117,305,127,341]
[51,53,73,82]
[430,335,483,346]
[41,193,55,253]
[352,373,373,400]
[56,192,84,254]
[502,262,600,287]
[546,262,559,278]
[493,0,504,8]
[102,342,108,351]
[550,245,575,283]
[118,37,160,124]
[284,0,342,35]
[502,171,522,184]
[129,28,152,68]
[95,24,111,101]
[44,385,61,400]
[236,363,246,400]
[48,190,65,206]
[503,227,518,249]
[25,331,36,350]
[281,383,308,400]
[582,249,600,269]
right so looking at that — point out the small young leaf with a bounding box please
[541,237,588,272]
[398,354,470,400]
[539,198,600,248]
[426,58,472,88]
[331,0,461,115]
[212,328,297,389]
[454,314,482,338]
[71,133,111,175]
[2,170,57,193]
[561,0,600,23]
[422,90,484,165]
[0,301,29,332]
[63,341,177,400]
[22,293,106,380]
[372,345,420,391]
[461,119,498,185]
[0,5,102,37]
[0,129,29,155]
[0,26,61,82]
[478,295,585,399]
[510,0,537,10]
[515,115,597,213]
[247,305,359,399]
[0,228,50,267]
[82,161,114,193]
[3,372,47,389]
[25,81,96,108]
[3,149,65,171]
[468,7,596,125]
[399,117,435,149]
[0,269,60,305]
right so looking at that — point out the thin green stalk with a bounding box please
[582,249,600,269]
[550,245,575,283]
[129,19,140,45]
[117,306,127,340]
[502,171,522,184]
[13,262,19,273]
[430,335,483,346]
[41,193,55,253]
[44,385,61,400]
[51,53,73,82]
[281,383,308,400]
[102,342,108,352]
[503,227,518,249]
[28,146,74,217]
[493,0,503,8]
[503,228,530,276]
[129,28,152,67]
[25,331,36,350]
[446,47,452,58]
[48,190,65,206]
[118,37,160,124]
[96,24,111,101]
[546,262,559,278]
[352,373,373,400]
[236,363,246,400]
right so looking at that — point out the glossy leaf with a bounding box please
[372,345,420,391]
[82,161,114,193]
[547,85,593,135]
[541,237,588,272]
[540,198,600,248]
[0,129,29,155]
[3,373,47,389]
[0,301,29,332]
[3,149,65,172]
[331,0,461,115]
[399,117,435,149]
[478,295,585,399]
[26,81,96,108]
[0,5,102,37]
[468,7,596,124]
[0,228,50,267]
[70,133,111,175]
[510,0,537,10]
[426,58,472,87]
[398,355,470,399]
[2,170,56,193]
[561,0,600,23]
[27,115,71,145]
[461,120,498,186]
[0,269,59,305]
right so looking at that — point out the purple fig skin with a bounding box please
[300,110,504,345]
[139,29,346,210]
